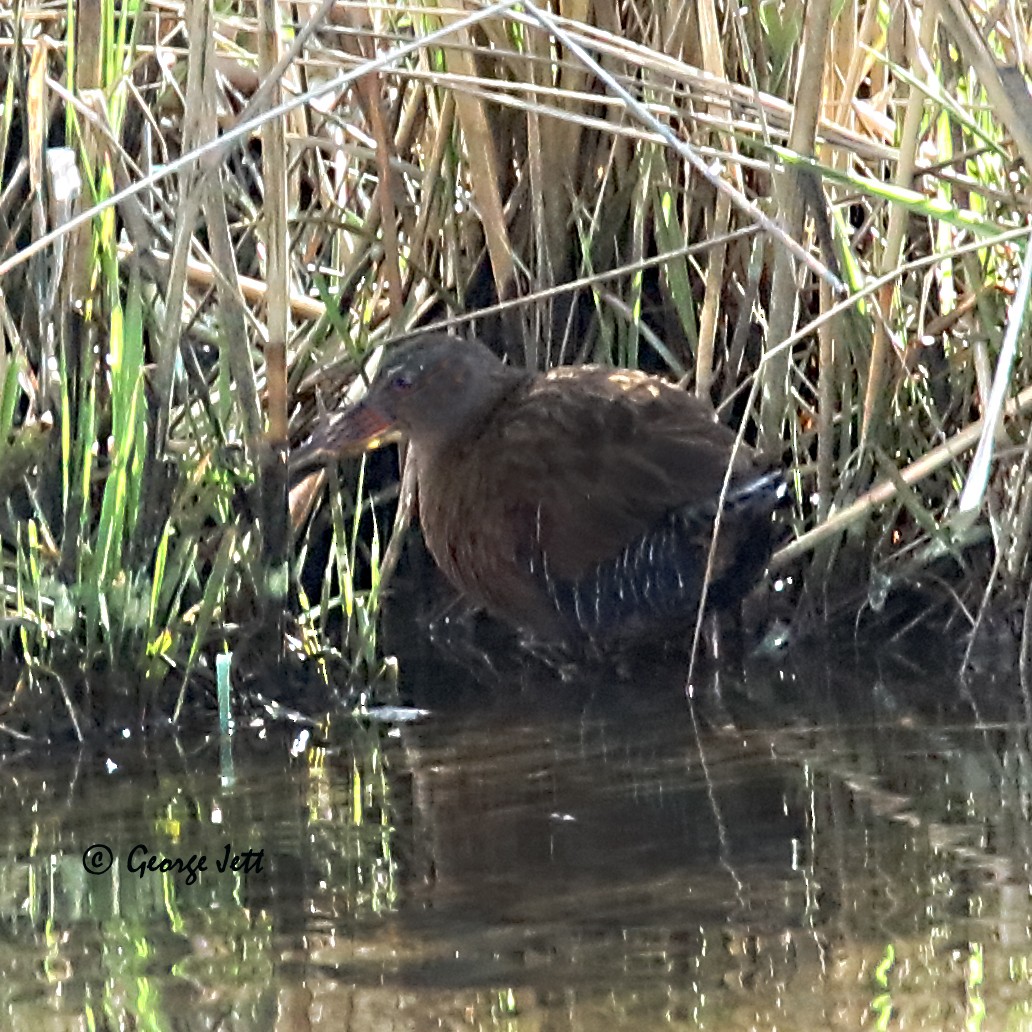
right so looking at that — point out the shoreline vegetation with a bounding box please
[0,1,1029,738]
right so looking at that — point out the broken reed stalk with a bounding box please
[772,381,1032,570]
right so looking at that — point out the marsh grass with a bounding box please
[0,0,1030,734]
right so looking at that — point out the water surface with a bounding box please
[0,646,1030,1030]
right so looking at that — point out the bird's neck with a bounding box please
[412,366,531,465]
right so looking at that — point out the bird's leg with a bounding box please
[684,607,722,674]
[707,609,722,663]
[704,610,726,709]
[679,609,748,728]
[423,599,506,686]
[516,634,586,683]
[713,606,749,669]
[424,592,476,638]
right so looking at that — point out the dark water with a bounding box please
[1,645,1031,1030]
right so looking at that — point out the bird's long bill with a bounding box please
[290,400,402,480]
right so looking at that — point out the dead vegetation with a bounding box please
[0,0,1030,730]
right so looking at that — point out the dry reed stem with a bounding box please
[259,0,290,447]
[445,31,518,306]
[773,380,1032,570]
[696,192,731,397]
[939,0,1032,168]
[759,0,832,449]
[860,0,940,454]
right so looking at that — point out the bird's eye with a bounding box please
[389,373,414,392]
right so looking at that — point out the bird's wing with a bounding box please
[471,367,767,583]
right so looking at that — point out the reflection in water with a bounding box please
[0,647,1030,1029]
